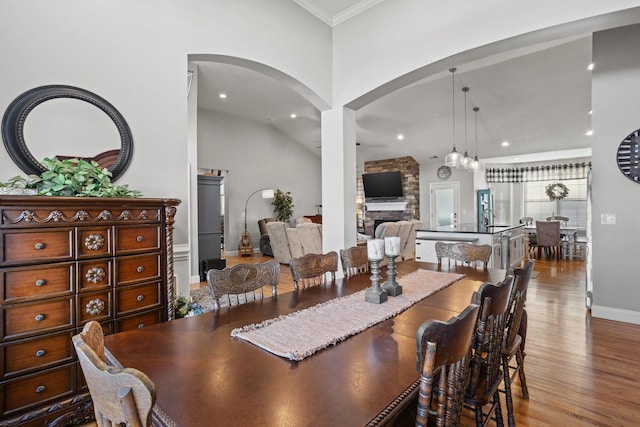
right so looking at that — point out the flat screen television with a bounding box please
[362,171,404,199]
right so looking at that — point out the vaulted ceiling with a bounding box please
[193,1,593,169]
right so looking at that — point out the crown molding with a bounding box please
[295,0,384,27]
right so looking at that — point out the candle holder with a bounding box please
[382,236,402,296]
[365,239,388,304]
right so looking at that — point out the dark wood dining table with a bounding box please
[103,261,507,426]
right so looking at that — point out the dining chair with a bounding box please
[436,242,492,269]
[73,321,156,427]
[289,251,338,290]
[573,227,588,261]
[534,220,563,260]
[502,259,535,427]
[415,304,480,427]
[339,245,369,277]
[546,215,569,226]
[465,276,514,427]
[206,259,280,309]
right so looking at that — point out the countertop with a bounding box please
[417,223,524,234]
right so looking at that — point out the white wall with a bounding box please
[197,109,322,254]
[591,24,640,323]
[0,0,332,293]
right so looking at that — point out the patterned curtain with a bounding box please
[486,162,592,183]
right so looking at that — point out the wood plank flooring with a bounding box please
[194,253,640,426]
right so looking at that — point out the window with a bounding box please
[524,179,587,226]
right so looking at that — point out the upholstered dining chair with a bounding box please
[465,276,514,427]
[502,259,535,427]
[339,245,369,277]
[206,259,280,309]
[289,251,338,290]
[73,321,156,427]
[415,304,480,427]
[535,220,563,260]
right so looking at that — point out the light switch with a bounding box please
[601,214,616,225]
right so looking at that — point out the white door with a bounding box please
[430,182,459,228]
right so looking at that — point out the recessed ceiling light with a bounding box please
[586,130,593,136]
[588,109,592,115]
[501,141,509,147]
[219,93,227,99]
[290,113,297,119]
[588,63,595,71]
[397,134,404,141]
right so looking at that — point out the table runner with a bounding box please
[230,269,464,361]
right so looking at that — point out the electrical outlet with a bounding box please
[601,213,616,225]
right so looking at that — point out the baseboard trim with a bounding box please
[591,304,640,325]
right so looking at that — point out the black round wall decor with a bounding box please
[616,128,640,182]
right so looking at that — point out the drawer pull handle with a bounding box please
[136,235,144,242]
[84,234,106,251]
[34,242,45,250]
[35,385,46,393]
[35,279,46,287]
[86,267,106,284]
[136,295,145,302]
[35,314,45,322]
[137,323,145,329]
[136,266,144,273]
[35,349,47,357]
[86,298,106,316]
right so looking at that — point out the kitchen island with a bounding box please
[415,223,525,269]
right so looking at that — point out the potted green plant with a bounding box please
[0,157,141,197]
[272,189,294,223]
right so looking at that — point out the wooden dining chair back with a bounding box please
[415,304,480,427]
[206,259,280,310]
[502,259,534,426]
[436,242,492,269]
[535,220,563,260]
[73,321,156,427]
[290,251,338,290]
[339,245,369,277]
[546,215,569,225]
[465,276,514,427]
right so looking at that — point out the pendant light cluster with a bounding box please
[443,68,482,172]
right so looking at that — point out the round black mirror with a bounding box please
[1,85,133,181]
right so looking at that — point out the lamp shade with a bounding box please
[261,189,275,199]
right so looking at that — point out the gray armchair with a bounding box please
[258,218,277,257]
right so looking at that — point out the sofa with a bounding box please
[266,221,323,264]
[374,219,424,262]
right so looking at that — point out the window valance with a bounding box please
[486,162,592,183]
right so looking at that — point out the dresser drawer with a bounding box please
[2,297,74,342]
[1,262,74,304]
[77,259,113,291]
[115,225,161,255]
[76,290,112,325]
[115,253,161,286]
[77,227,113,259]
[115,309,163,332]
[1,331,75,379]
[1,229,74,266]
[116,282,161,316]
[0,363,76,417]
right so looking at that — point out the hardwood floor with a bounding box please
[195,252,640,426]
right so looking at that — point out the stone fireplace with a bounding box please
[362,156,419,236]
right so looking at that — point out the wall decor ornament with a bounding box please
[545,182,569,201]
[616,128,640,182]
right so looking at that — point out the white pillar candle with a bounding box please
[384,236,401,256]
[367,238,385,260]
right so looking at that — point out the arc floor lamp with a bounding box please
[239,188,274,256]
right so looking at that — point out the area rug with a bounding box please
[230,269,464,361]
[190,286,215,313]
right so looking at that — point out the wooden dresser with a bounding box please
[0,196,180,427]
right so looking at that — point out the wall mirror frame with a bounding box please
[1,84,133,181]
